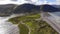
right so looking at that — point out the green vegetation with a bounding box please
[8,13,58,34]
[18,23,29,34]
[8,18,20,24]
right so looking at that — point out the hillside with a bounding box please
[0,4,60,16]
[0,4,17,16]
[13,3,40,14]
[42,4,60,12]
[0,4,40,16]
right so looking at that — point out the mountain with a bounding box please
[0,4,17,16]
[52,5,60,8]
[13,3,40,14]
[0,3,40,16]
[0,4,59,16]
[42,4,60,12]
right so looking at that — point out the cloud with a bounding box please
[56,0,60,5]
[0,0,58,5]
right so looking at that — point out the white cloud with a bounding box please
[56,0,60,5]
[0,0,25,5]
[0,0,58,5]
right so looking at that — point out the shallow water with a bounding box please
[50,12,60,16]
[0,15,19,34]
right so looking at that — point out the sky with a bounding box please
[0,0,58,5]
[45,0,56,2]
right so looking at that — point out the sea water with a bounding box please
[0,16,19,34]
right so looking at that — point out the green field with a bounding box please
[18,23,29,34]
[8,13,58,34]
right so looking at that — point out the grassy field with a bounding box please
[8,13,58,34]
[18,23,29,34]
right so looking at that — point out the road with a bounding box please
[41,12,60,34]
[20,21,31,34]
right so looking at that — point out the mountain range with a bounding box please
[0,4,60,16]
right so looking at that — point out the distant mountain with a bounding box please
[0,4,40,16]
[0,4,17,13]
[52,5,60,8]
[14,4,60,14]
[42,4,60,12]
[0,4,17,16]
[0,4,59,16]
[13,3,40,14]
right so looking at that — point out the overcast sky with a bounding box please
[0,0,58,5]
